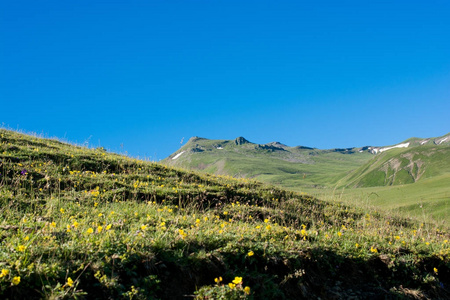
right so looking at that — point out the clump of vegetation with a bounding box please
[0,129,449,299]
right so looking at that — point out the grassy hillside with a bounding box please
[163,137,374,189]
[339,143,450,188]
[304,173,450,224]
[1,129,450,299]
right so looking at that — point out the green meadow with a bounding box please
[1,129,449,299]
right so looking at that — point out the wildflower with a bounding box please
[195,219,200,225]
[244,286,251,295]
[67,277,74,287]
[106,224,112,231]
[73,221,79,228]
[300,229,307,237]
[214,277,222,283]
[434,267,438,274]
[141,225,148,231]
[264,218,269,223]
[0,269,9,278]
[223,211,228,215]
[232,277,242,285]
[337,231,342,237]
[97,225,103,233]
[355,243,359,248]
[247,251,254,257]
[50,222,56,228]
[87,228,94,234]
[17,245,25,252]
[60,208,65,214]
[370,246,378,253]
[98,213,103,217]
[12,276,20,285]
[20,169,28,175]
[228,283,236,289]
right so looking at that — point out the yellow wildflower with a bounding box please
[87,228,94,234]
[232,276,242,285]
[247,251,254,257]
[433,267,438,274]
[214,277,222,283]
[60,208,65,214]
[67,277,74,287]
[141,225,148,231]
[12,276,20,285]
[97,226,103,233]
[106,224,112,231]
[0,269,9,278]
[244,286,251,294]
[17,245,25,252]
[370,246,378,253]
[228,283,236,289]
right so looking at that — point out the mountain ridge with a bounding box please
[163,132,450,190]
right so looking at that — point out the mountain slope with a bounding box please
[164,134,450,190]
[163,136,374,189]
[1,129,449,299]
[339,133,450,188]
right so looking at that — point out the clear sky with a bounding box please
[1,1,449,160]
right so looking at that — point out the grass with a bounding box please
[1,129,450,299]
[304,174,450,224]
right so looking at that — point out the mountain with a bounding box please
[163,136,374,189]
[163,133,450,190]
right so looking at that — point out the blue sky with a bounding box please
[1,1,449,160]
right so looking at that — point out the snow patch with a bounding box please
[379,143,410,153]
[172,151,185,160]
[217,147,223,149]
[437,137,448,145]
[420,139,429,145]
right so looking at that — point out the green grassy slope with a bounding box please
[304,173,450,223]
[164,136,374,189]
[339,143,450,188]
[1,129,450,299]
